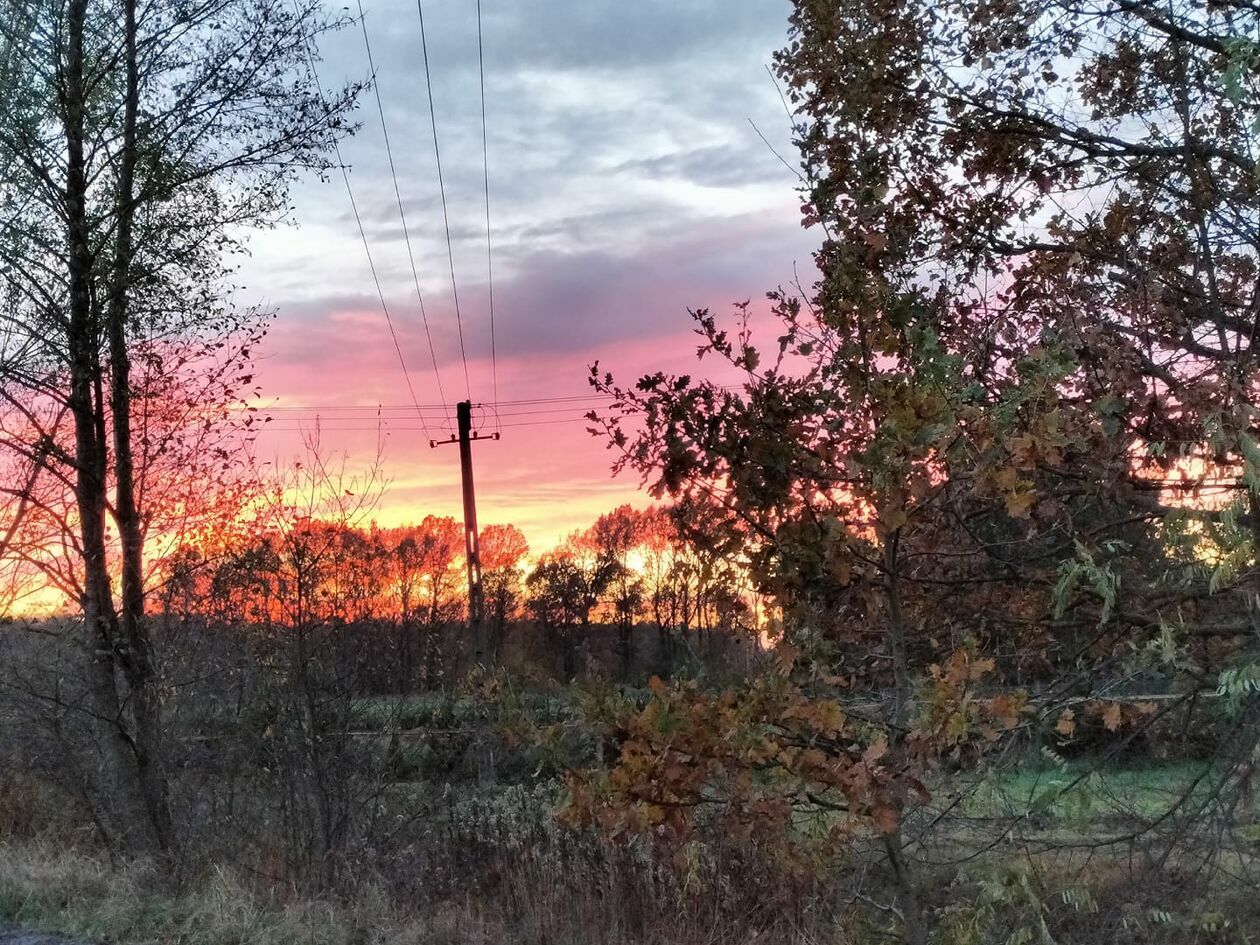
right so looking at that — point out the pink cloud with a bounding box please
[247,207,819,555]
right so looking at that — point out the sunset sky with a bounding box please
[238,0,818,554]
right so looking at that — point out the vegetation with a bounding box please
[3,0,1260,942]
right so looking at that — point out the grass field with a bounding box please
[4,682,1259,945]
[964,760,1231,822]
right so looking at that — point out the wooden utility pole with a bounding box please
[431,401,499,629]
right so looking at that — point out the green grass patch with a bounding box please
[962,760,1228,823]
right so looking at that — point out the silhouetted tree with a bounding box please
[479,523,529,658]
[526,538,619,679]
[588,505,645,674]
[0,0,356,853]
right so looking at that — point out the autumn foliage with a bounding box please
[576,2,1260,939]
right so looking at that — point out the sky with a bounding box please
[237,0,819,555]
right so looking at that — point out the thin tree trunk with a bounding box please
[879,532,923,941]
[105,0,171,851]
[62,0,157,854]
[883,531,912,730]
[882,830,928,945]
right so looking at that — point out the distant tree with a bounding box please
[633,507,684,660]
[411,515,464,625]
[479,522,529,651]
[633,503,757,658]
[526,537,619,679]
[587,505,645,674]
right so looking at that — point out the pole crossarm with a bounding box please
[429,430,500,449]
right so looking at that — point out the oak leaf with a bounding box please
[1055,709,1076,737]
[1004,489,1037,518]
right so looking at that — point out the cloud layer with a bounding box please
[238,0,820,552]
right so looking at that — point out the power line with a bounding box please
[235,386,744,413]
[252,408,603,424]
[254,417,600,431]
[356,0,450,426]
[475,0,499,433]
[237,396,615,412]
[250,404,612,419]
[291,1,431,439]
[257,415,598,433]
[416,0,472,400]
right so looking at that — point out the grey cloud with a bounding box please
[246,0,813,389]
[280,208,818,374]
[613,144,795,189]
[481,214,816,358]
[347,0,792,76]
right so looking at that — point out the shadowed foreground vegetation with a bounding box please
[2,630,1258,944]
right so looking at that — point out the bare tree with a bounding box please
[0,0,357,853]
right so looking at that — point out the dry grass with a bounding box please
[0,843,369,945]
[3,797,1259,945]
[0,828,848,945]
[0,843,532,945]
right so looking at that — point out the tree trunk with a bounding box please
[61,0,159,855]
[105,0,171,851]
[883,831,928,945]
[883,532,912,730]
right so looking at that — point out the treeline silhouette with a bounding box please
[154,504,763,690]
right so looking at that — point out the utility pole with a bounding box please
[431,401,499,631]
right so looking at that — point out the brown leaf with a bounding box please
[989,693,1023,729]
[871,803,899,835]
[1004,489,1037,518]
[1055,709,1076,737]
[994,466,1021,490]
[863,231,889,252]
[775,642,800,672]
[879,505,908,531]
[968,656,996,682]
[863,736,888,765]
